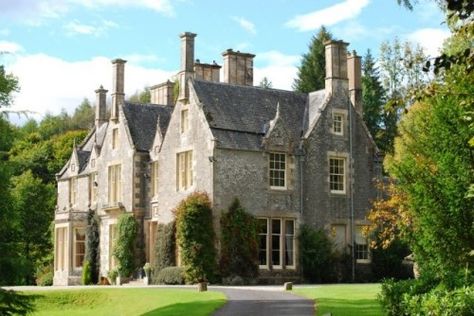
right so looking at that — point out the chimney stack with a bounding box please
[111,58,127,121]
[178,32,197,101]
[347,51,362,115]
[222,49,255,86]
[95,85,108,129]
[194,60,221,82]
[324,40,349,94]
[150,80,174,106]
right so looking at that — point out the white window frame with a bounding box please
[284,219,296,269]
[177,151,193,191]
[69,177,77,206]
[331,224,348,253]
[73,227,86,270]
[112,128,119,150]
[269,152,287,190]
[108,164,122,205]
[258,218,269,269]
[180,109,189,133]
[355,225,370,263]
[329,157,346,194]
[332,113,344,135]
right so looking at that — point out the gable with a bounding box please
[192,79,308,151]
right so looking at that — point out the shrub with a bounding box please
[107,269,118,285]
[154,266,185,285]
[154,221,176,272]
[379,277,438,316]
[35,262,53,286]
[81,261,92,285]
[0,289,35,315]
[85,210,100,284]
[219,198,258,280]
[175,192,218,283]
[113,214,138,278]
[299,225,334,283]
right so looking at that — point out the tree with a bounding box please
[258,77,273,89]
[84,210,100,284]
[0,64,19,109]
[378,39,428,153]
[293,26,333,93]
[361,49,386,147]
[175,192,217,283]
[113,214,139,278]
[128,87,151,103]
[10,170,55,284]
[71,98,94,130]
[219,198,258,281]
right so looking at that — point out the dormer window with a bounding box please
[332,113,343,135]
[180,109,189,133]
[269,153,286,189]
[112,128,119,149]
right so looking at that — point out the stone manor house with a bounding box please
[53,32,380,285]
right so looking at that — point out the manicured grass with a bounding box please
[295,283,383,316]
[23,288,226,316]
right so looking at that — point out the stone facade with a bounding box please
[53,32,380,285]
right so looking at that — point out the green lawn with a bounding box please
[23,288,226,316]
[295,284,383,316]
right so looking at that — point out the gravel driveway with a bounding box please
[212,287,314,316]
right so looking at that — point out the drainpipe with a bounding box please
[348,93,355,282]
[297,142,305,215]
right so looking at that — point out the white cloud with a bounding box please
[0,41,23,54]
[407,28,451,57]
[64,19,118,36]
[254,51,300,90]
[285,0,370,32]
[6,54,176,118]
[232,17,256,34]
[0,0,174,24]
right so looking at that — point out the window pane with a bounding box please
[269,153,286,188]
[271,219,281,266]
[258,219,268,266]
[329,158,345,192]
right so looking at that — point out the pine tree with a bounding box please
[293,26,333,93]
[361,50,386,148]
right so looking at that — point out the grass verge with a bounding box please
[23,288,226,316]
[295,283,383,316]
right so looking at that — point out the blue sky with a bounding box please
[0,0,449,121]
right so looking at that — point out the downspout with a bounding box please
[348,95,355,282]
[298,141,305,215]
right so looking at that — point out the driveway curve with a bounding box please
[211,287,314,316]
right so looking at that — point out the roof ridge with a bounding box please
[193,79,308,95]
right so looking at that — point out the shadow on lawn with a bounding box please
[317,298,383,316]
[140,299,226,316]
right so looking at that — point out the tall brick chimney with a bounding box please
[111,58,126,121]
[324,40,349,95]
[347,51,362,115]
[194,60,221,82]
[95,85,108,129]
[150,80,174,106]
[222,49,255,86]
[178,32,196,101]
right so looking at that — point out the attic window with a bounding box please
[112,128,119,149]
[71,163,75,172]
[332,113,343,135]
[269,153,286,189]
[180,109,189,133]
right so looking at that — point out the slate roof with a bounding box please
[77,150,91,173]
[122,102,173,152]
[192,80,308,150]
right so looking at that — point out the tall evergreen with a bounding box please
[361,50,386,148]
[293,26,333,93]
